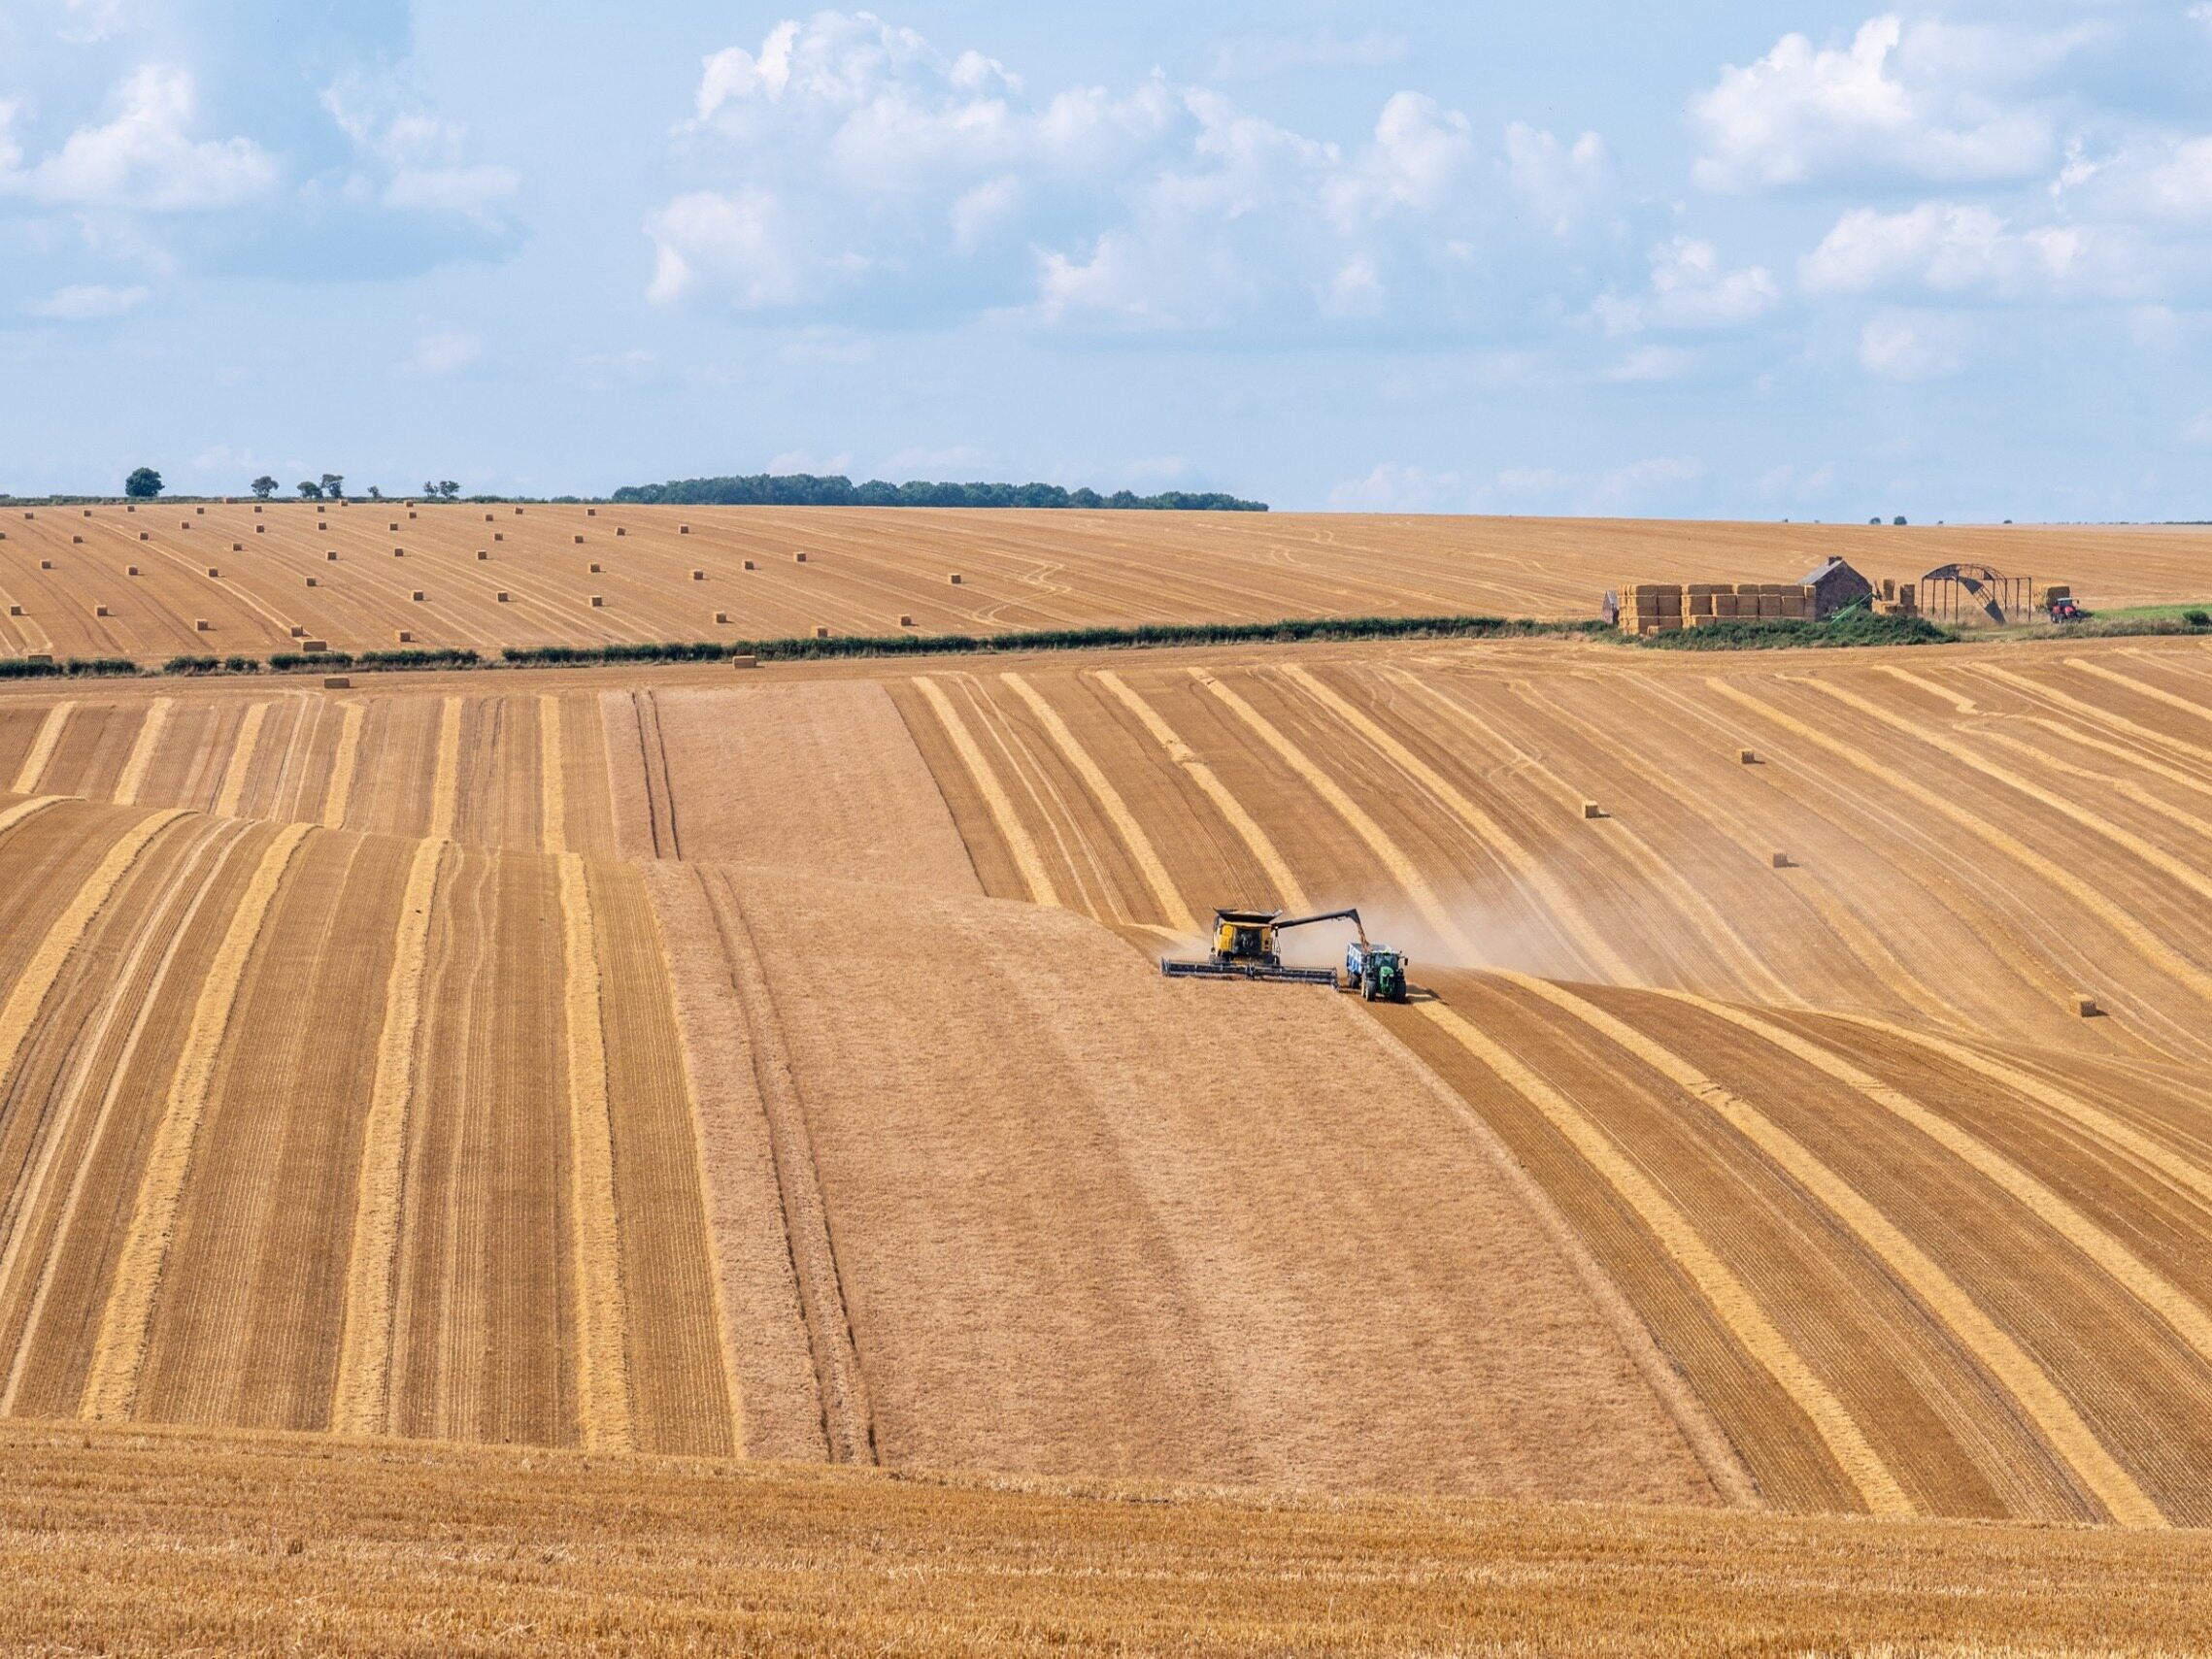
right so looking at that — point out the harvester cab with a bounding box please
[1160,906,1407,999]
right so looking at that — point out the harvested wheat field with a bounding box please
[7,620,2212,1646]
[3,502,2209,658]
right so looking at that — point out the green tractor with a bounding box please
[1343,938,1410,1003]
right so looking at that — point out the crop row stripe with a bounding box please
[0,809,186,1100]
[1973,665,2212,778]
[81,820,312,1420]
[914,677,1060,908]
[1709,680,2212,1006]
[328,838,446,1438]
[1091,671,1309,912]
[999,673,1196,934]
[10,704,74,796]
[2066,657,2212,740]
[560,851,633,1452]
[1501,972,2163,1529]
[1281,665,1633,981]
[538,694,566,854]
[211,702,267,818]
[1387,670,1796,1004]
[0,796,62,840]
[113,700,172,808]
[1192,669,1472,952]
[1651,987,2212,1405]
[428,695,463,842]
[319,703,364,829]
[1413,996,1911,1516]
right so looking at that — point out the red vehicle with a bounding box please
[2049,597,2088,623]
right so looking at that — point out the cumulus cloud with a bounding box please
[651,11,1494,330]
[1858,309,1972,380]
[1503,123,1612,236]
[1691,16,2065,191]
[1328,462,1463,512]
[0,65,276,210]
[1594,237,1780,333]
[25,281,149,318]
[320,70,519,227]
[1800,201,2087,297]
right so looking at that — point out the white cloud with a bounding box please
[1482,455,1708,514]
[646,187,806,308]
[1858,309,1972,381]
[1503,123,1612,236]
[1208,30,1408,82]
[2057,135,2212,224]
[320,71,519,227]
[25,281,149,318]
[1328,462,1462,512]
[57,0,130,45]
[949,174,1020,251]
[399,328,484,377]
[1800,201,2087,297]
[1691,16,2062,191]
[1595,237,1779,333]
[1602,344,1696,382]
[0,65,276,210]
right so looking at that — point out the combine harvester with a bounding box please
[1161,907,1409,1002]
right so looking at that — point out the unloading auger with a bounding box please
[1159,907,1410,1001]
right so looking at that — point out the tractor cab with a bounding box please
[1344,939,1410,1004]
[2049,596,2087,623]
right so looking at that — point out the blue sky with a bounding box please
[2,1,2209,517]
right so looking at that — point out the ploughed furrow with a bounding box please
[0,816,254,1419]
[1506,975,2161,1527]
[557,852,633,1452]
[587,860,734,1456]
[111,700,171,808]
[8,705,73,796]
[80,820,312,1420]
[330,838,444,1438]
[131,828,402,1431]
[387,846,571,1445]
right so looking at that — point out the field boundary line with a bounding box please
[0,821,246,1414]
[0,809,186,1099]
[1192,668,1471,951]
[80,820,311,1420]
[1501,972,2163,1529]
[112,701,171,807]
[559,852,633,1452]
[914,676,1059,907]
[538,695,565,854]
[1650,986,2212,1410]
[0,796,63,841]
[1000,673,1195,933]
[1091,671,1309,912]
[1281,665,1631,980]
[10,704,74,796]
[319,703,363,829]
[210,703,267,819]
[1710,680,2212,1009]
[428,696,462,841]
[1413,995,1910,1516]
[329,838,445,1438]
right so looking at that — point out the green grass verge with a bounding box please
[1632,610,1957,650]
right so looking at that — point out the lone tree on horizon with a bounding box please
[297,480,323,500]
[251,476,278,500]
[124,467,163,499]
[320,473,346,501]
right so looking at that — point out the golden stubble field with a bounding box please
[3,500,2208,658]
[6,617,2212,1647]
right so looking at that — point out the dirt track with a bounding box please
[4,501,2207,658]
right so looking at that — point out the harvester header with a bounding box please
[1159,907,1410,1001]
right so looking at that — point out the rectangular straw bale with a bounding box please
[588,562,601,573]
[93,605,108,617]
[794,550,807,562]
[691,569,704,580]
[731,654,759,669]
[195,619,210,631]
[478,549,489,559]
[497,591,510,602]
[950,572,963,584]
[590,595,603,607]
[302,640,327,652]
[323,677,350,689]
[2073,994,2099,1017]
[680,524,690,534]
[814,625,829,638]
[743,559,755,570]
[127,566,138,576]
[411,590,424,602]
[714,612,729,624]
[395,630,412,644]
[290,626,306,638]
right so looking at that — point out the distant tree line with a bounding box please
[610,473,1268,511]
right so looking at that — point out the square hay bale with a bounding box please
[485,513,495,522]
[196,507,205,514]
[323,676,351,689]
[731,653,759,669]
[393,547,405,557]
[82,509,91,516]
[714,611,730,624]
[306,577,318,587]
[290,625,306,638]
[680,524,690,534]
[411,590,424,602]
[139,532,150,541]
[326,549,339,560]
[1770,851,1791,869]
[395,630,413,644]
[2073,993,2100,1017]
[207,567,221,578]
[231,542,244,552]
[691,569,705,581]
[587,508,597,516]
[949,572,963,584]
[408,511,418,519]
[127,566,139,576]
[127,505,136,513]
[318,521,327,531]
[616,526,626,536]
[72,535,83,545]
[194,618,211,631]
[589,562,602,573]
[389,522,400,531]
[1738,748,1759,764]
[25,652,50,664]
[589,595,604,607]
[302,640,327,652]
[794,550,808,562]
[39,559,52,569]
[93,605,109,617]
[494,533,505,542]
[743,559,756,571]
[1687,592,1714,615]
[899,614,915,627]
[573,534,586,545]
[497,591,511,603]
[181,519,191,528]
[252,505,261,514]
[814,625,830,638]
[514,505,523,514]
[255,525,265,534]
[1581,801,1604,819]
[478,549,489,560]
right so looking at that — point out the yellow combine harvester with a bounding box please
[1160,907,1410,1001]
